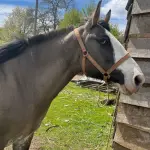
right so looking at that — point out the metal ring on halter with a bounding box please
[83,51,88,57]
[103,73,110,83]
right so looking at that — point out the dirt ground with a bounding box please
[5,137,42,150]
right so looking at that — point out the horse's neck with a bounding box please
[1,29,81,107]
[33,30,81,102]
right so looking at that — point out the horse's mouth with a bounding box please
[120,85,132,95]
[119,84,140,95]
[114,84,137,95]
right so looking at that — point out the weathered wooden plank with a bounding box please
[119,87,150,108]
[129,33,150,38]
[129,48,150,58]
[113,142,130,150]
[127,38,150,58]
[129,14,150,34]
[128,38,150,49]
[136,60,150,84]
[116,103,150,132]
[114,123,150,150]
[132,0,150,15]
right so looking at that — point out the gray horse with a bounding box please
[0,1,145,149]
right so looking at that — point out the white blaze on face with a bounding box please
[105,29,145,94]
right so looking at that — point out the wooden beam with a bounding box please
[34,0,38,36]
[132,0,150,15]
[119,87,150,108]
[114,123,150,150]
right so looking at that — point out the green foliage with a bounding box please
[1,7,34,42]
[0,27,3,33]
[0,27,6,45]
[82,0,96,18]
[110,24,124,43]
[36,83,114,149]
[41,0,74,29]
[59,9,82,28]
[110,24,120,40]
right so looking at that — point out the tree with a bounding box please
[110,24,124,43]
[39,0,74,30]
[0,27,5,45]
[58,1,95,29]
[59,9,82,28]
[82,0,95,20]
[1,7,35,41]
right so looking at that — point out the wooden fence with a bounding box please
[113,0,150,149]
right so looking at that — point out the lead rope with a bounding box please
[106,88,120,150]
[97,81,119,149]
[97,81,110,107]
[97,83,113,149]
[106,83,112,150]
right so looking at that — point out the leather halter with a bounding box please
[74,28,130,83]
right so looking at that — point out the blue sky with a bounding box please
[0,0,128,31]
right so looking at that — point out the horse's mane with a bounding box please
[27,26,74,46]
[0,26,74,64]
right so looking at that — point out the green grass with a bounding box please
[36,82,115,150]
[0,40,5,45]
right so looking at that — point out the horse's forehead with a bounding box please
[92,25,107,37]
[105,29,127,61]
[98,21,110,31]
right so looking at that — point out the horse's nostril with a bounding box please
[134,75,144,87]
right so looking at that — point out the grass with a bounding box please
[36,82,115,150]
[0,40,5,45]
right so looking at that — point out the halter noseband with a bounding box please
[74,28,130,83]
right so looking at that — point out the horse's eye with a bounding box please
[100,39,107,45]
[93,36,110,45]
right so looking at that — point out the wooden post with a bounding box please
[113,0,150,149]
[34,0,38,36]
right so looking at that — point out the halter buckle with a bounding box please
[103,73,110,83]
[83,51,88,57]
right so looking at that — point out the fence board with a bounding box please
[127,38,150,58]
[129,14,150,34]
[119,87,150,108]
[128,38,150,49]
[114,123,150,150]
[129,49,150,58]
[114,0,150,149]
[136,60,150,84]
[116,103,150,132]
[132,0,150,14]
[113,142,130,150]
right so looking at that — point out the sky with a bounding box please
[0,0,128,31]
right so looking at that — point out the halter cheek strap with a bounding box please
[74,28,130,83]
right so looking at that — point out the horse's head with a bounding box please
[78,0,145,95]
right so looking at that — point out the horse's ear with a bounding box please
[105,9,111,23]
[85,0,102,30]
[92,0,102,26]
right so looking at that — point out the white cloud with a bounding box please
[0,4,16,27]
[102,0,128,19]
[118,23,126,31]
[101,0,128,30]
